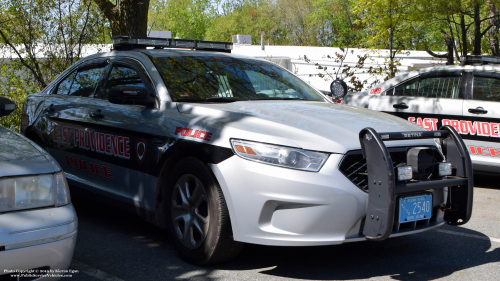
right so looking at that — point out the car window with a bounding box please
[244,70,299,99]
[68,66,105,97]
[55,72,76,95]
[151,56,324,101]
[418,77,461,98]
[103,66,146,100]
[393,79,419,96]
[473,76,500,102]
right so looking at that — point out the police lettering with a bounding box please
[65,155,113,179]
[174,127,212,141]
[469,145,500,157]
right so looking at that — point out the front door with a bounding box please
[462,73,500,172]
[82,59,158,209]
[366,73,466,131]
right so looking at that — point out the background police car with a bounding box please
[345,56,500,174]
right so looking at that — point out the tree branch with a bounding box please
[92,0,117,21]
[0,29,46,87]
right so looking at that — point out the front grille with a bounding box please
[339,147,444,192]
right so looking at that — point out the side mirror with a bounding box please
[109,86,155,107]
[0,96,16,117]
[330,79,348,98]
[320,90,333,97]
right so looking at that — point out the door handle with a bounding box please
[468,107,488,114]
[44,104,55,114]
[393,102,409,109]
[89,109,104,118]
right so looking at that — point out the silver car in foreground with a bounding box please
[0,96,77,280]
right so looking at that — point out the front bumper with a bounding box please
[210,126,472,246]
[0,204,78,280]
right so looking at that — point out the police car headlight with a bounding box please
[0,172,71,213]
[230,139,329,172]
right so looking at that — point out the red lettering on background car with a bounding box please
[491,148,500,157]
[478,147,490,156]
[469,145,500,157]
[175,127,213,141]
[369,88,381,94]
[492,123,499,137]
[408,117,439,131]
[460,121,469,134]
[409,117,500,138]
[469,146,477,154]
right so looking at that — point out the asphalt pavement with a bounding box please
[68,172,500,281]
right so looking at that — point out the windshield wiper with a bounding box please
[176,97,242,103]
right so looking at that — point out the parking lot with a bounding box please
[66,172,500,281]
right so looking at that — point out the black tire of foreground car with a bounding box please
[165,157,243,265]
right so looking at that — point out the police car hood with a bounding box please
[0,127,60,177]
[177,101,435,154]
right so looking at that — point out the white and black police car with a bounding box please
[345,56,500,174]
[21,37,473,265]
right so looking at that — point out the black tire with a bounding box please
[165,157,243,265]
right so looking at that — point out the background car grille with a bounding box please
[339,147,443,192]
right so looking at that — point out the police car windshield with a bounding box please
[151,56,325,102]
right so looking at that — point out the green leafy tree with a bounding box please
[205,1,274,43]
[353,0,415,78]
[0,0,108,130]
[148,0,213,40]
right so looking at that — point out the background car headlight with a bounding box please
[55,172,71,206]
[0,172,71,213]
[230,139,329,172]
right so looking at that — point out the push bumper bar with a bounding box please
[359,125,473,241]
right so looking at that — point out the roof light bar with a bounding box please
[112,36,232,53]
[460,55,500,66]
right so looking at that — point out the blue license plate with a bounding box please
[399,195,432,223]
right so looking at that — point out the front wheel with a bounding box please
[165,157,243,265]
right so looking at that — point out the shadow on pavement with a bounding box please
[71,192,499,281]
[474,172,500,189]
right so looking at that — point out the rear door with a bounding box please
[364,72,466,131]
[43,60,108,182]
[462,73,500,172]
[80,58,158,209]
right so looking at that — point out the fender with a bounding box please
[152,140,234,228]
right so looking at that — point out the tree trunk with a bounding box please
[93,0,150,37]
[442,30,455,65]
[474,4,482,55]
[389,25,396,78]
[461,14,468,56]
[488,0,500,56]
[423,30,454,65]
